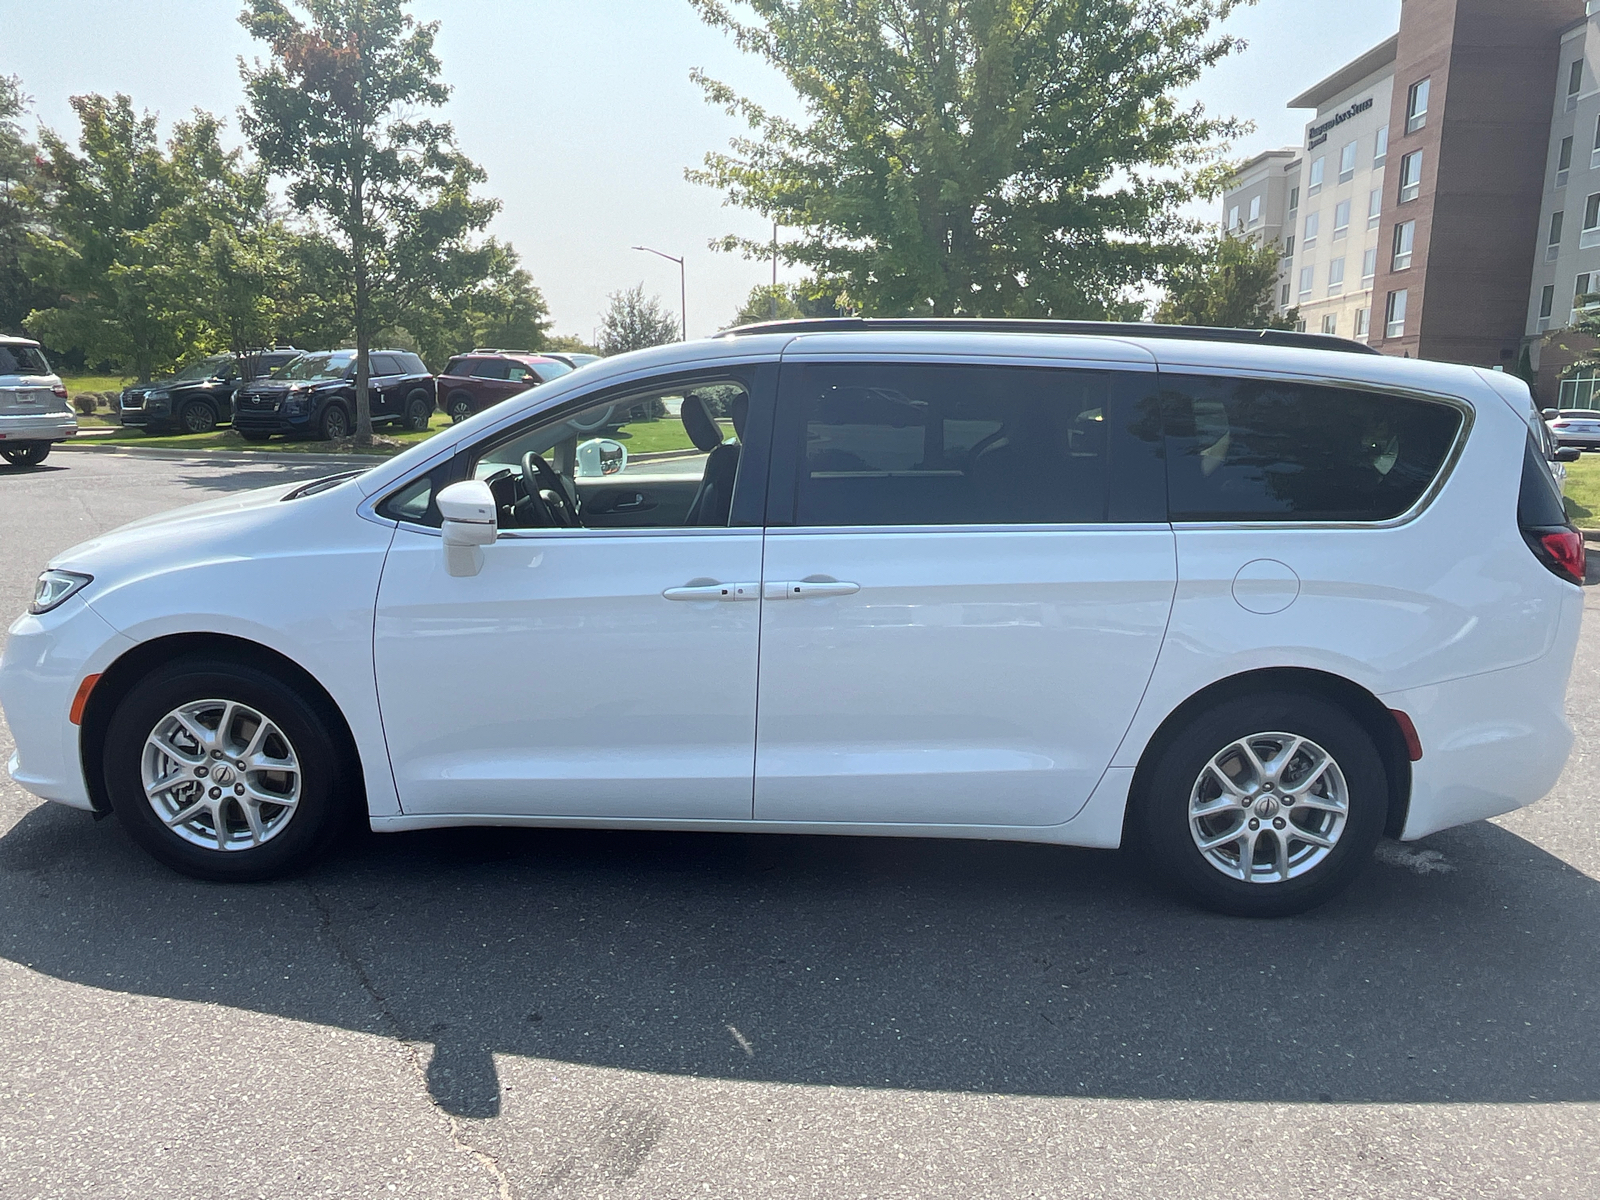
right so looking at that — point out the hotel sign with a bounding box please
[1308,97,1375,149]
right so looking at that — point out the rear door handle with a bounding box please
[663,581,760,602]
[763,579,861,600]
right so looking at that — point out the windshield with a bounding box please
[169,355,234,382]
[276,353,354,381]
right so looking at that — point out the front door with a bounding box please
[753,355,1177,828]
[374,367,772,820]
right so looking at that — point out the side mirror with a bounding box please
[575,437,627,477]
[1555,447,1581,463]
[437,479,497,577]
[1542,409,1559,420]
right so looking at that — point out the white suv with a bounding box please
[0,336,76,467]
[0,322,1583,916]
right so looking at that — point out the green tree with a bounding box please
[688,0,1251,319]
[1152,232,1294,329]
[240,0,502,441]
[407,237,550,363]
[545,333,601,356]
[727,278,847,327]
[0,76,48,336]
[598,284,680,355]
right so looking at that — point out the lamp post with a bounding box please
[631,245,687,341]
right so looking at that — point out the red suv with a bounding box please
[435,350,575,423]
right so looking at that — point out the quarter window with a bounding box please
[783,363,1116,527]
[1162,375,1463,523]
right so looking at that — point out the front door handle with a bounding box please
[764,579,861,600]
[663,581,760,602]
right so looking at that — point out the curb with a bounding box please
[54,441,380,469]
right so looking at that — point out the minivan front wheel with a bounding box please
[103,657,352,881]
[1134,692,1386,917]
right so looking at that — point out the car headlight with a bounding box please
[30,570,93,615]
[284,397,308,414]
[147,391,170,401]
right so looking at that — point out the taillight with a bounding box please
[52,384,68,399]
[1526,527,1587,585]
[1519,433,1586,585]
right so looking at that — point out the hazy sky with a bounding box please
[3,0,1402,342]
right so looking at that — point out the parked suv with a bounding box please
[435,350,574,423]
[118,349,302,434]
[1,320,1583,917]
[233,349,434,441]
[0,337,75,467]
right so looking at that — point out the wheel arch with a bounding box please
[1121,667,1413,847]
[78,632,364,816]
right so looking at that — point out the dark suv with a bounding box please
[434,351,574,423]
[233,350,435,441]
[118,349,302,434]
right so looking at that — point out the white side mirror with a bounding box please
[437,479,497,577]
[575,437,627,478]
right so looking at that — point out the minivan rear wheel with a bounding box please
[102,657,353,881]
[1133,692,1386,918]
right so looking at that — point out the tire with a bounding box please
[180,401,218,434]
[403,390,434,432]
[1131,691,1387,918]
[102,656,355,882]
[1,442,50,467]
[239,430,273,444]
[447,393,474,424]
[318,404,350,441]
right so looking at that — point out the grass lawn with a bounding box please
[1563,452,1600,527]
[60,373,130,397]
[609,417,732,455]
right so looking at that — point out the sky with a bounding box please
[3,0,1402,342]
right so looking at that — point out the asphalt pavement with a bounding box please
[2,448,1600,1199]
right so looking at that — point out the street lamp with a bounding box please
[631,245,687,341]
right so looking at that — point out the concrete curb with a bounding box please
[54,441,379,469]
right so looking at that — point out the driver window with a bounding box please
[470,380,750,530]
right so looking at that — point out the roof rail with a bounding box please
[717,317,1382,356]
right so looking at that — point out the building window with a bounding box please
[1333,199,1351,241]
[1309,157,1325,197]
[1368,189,1382,230]
[1579,273,1594,310]
[1398,151,1423,203]
[1362,247,1378,287]
[1592,116,1600,168]
[1248,194,1262,227]
[1374,125,1389,168]
[1569,60,1585,112]
[1296,319,1308,333]
[1288,186,1300,214]
[1385,290,1408,338]
[1339,141,1358,184]
[1228,205,1240,231]
[1583,193,1600,249]
[1283,234,1295,258]
[1561,367,1600,408]
[1406,79,1430,133]
[1558,136,1575,190]
[1299,265,1315,300]
[1304,211,1320,248]
[1549,210,1565,260]
[1540,284,1557,332]
[1393,220,1416,271]
[1328,257,1346,296]
[1354,307,1371,339]
[1280,282,1291,307]
[1322,314,1338,335]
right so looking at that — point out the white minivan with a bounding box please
[0,322,1584,916]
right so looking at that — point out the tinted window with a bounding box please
[370,354,403,376]
[396,353,428,375]
[0,344,52,375]
[1163,374,1463,523]
[530,360,575,383]
[784,363,1113,527]
[471,359,510,380]
[442,357,467,377]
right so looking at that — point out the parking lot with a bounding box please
[3,449,1600,1199]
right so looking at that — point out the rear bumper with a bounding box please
[0,411,77,443]
[1384,585,1584,840]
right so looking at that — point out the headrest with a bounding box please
[680,393,722,452]
[729,393,748,440]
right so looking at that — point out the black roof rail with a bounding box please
[718,317,1382,356]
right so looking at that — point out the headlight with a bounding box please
[284,397,308,414]
[30,570,93,615]
[147,391,170,401]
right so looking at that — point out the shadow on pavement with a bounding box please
[172,465,361,494]
[1,804,1594,1117]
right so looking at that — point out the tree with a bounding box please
[0,76,48,336]
[545,333,601,356]
[727,278,847,327]
[688,0,1251,319]
[406,237,550,363]
[240,0,502,441]
[1151,233,1294,329]
[598,284,680,355]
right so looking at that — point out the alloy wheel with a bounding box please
[141,699,302,851]
[1187,731,1348,884]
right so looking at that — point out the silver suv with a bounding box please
[0,337,76,467]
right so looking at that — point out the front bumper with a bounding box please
[0,411,77,444]
[234,408,315,435]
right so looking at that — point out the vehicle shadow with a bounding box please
[1,804,1595,1118]
[171,464,356,494]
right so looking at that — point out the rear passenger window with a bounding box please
[1162,374,1463,523]
[784,363,1112,526]
[471,359,510,380]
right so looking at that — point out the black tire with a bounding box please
[1132,691,1387,918]
[318,404,350,441]
[403,390,434,432]
[1,442,50,467]
[180,401,218,434]
[102,656,356,882]
[447,393,474,424]
[239,430,273,444]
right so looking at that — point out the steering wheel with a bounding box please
[520,451,580,527]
